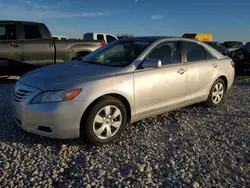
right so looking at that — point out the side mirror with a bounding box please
[142,59,162,69]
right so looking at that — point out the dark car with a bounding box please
[205,41,228,55]
[222,41,244,52]
[229,46,250,74]
[245,42,250,50]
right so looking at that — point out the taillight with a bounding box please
[100,42,106,46]
[230,61,235,68]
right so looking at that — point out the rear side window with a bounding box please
[0,24,17,40]
[182,42,206,62]
[97,34,104,40]
[23,24,42,39]
[147,41,181,65]
[204,48,216,60]
[106,35,117,43]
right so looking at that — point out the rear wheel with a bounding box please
[81,96,127,145]
[204,78,225,107]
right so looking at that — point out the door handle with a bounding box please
[177,68,186,75]
[9,43,19,48]
[212,63,218,68]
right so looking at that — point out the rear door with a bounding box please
[181,41,219,103]
[21,23,54,66]
[0,23,22,66]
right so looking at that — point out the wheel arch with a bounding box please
[80,93,132,136]
[218,75,228,91]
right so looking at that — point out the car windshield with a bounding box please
[82,40,151,67]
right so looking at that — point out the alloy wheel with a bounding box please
[93,105,122,140]
[212,82,224,104]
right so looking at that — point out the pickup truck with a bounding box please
[0,21,106,67]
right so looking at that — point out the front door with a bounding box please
[134,41,187,116]
[0,23,22,66]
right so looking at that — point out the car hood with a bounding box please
[19,61,129,90]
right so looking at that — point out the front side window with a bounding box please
[23,24,42,39]
[146,41,181,65]
[0,24,17,40]
[83,41,151,67]
[106,35,117,43]
[183,42,206,62]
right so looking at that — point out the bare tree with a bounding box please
[116,34,134,39]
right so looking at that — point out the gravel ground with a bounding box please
[0,76,250,188]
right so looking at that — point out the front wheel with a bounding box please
[204,78,225,107]
[81,96,127,145]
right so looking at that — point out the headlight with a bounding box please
[31,88,82,104]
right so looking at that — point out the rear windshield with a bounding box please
[83,33,93,40]
[82,40,151,67]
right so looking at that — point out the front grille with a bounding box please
[12,88,32,103]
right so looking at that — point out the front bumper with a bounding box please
[11,81,91,139]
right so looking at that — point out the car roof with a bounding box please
[121,36,227,60]
[120,36,184,42]
[0,20,43,24]
[120,36,211,45]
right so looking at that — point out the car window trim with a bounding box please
[203,46,217,60]
[137,40,185,69]
[134,61,185,73]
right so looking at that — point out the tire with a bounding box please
[81,96,127,146]
[204,78,225,108]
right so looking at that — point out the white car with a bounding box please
[11,37,235,145]
[83,32,118,44]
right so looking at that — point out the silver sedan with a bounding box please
[11,37,235,145]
